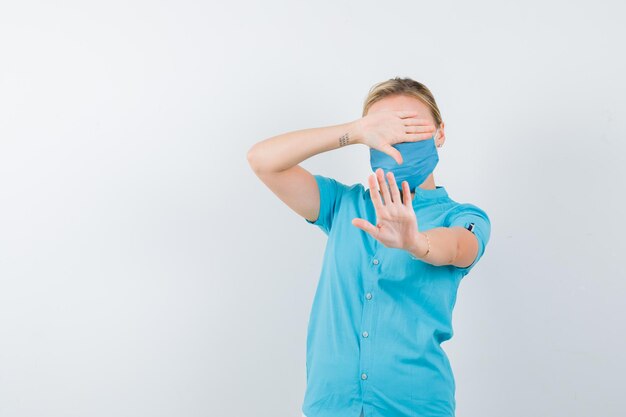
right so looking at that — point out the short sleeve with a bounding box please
[304,174,348,235]
[444,203,492,276]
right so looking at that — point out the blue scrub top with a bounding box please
[302,174,492,417]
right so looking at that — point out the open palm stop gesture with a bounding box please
[351,168,423,252]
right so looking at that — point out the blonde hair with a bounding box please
[361,77,443,128]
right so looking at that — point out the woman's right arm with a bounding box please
[246,121,362,223]
[247,110,431,223]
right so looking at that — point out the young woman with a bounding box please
[247,77,492,417]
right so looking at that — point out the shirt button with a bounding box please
[361,373,368,380]
[365,292,372,300]
[362,331,369,338]
[372,258,379,265]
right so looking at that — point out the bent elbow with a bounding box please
[247,145,261,173]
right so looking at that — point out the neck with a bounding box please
[411,174,436,198]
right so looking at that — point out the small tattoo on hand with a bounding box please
[339,132,350,147]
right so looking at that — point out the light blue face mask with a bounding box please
[369,129,439,193]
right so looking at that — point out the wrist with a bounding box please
[407,232,430,260]
[347,119,364,145]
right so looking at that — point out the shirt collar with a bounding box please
[412,185,449,202]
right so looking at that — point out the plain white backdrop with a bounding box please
[1,1,625,416]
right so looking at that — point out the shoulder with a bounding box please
[441,195,492,243]
[305,175,364,235]
[442,197,492,252]
[441,193,491,226]
[312,174,365,200]
[441,195,492,276]
[444,202,490,225]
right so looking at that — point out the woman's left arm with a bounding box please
[351,169,484,269]
[405,227,478,268]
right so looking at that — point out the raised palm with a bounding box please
[351,168,421,250]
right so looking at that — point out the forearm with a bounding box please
[247,120,361,174]
[406,227,458,266]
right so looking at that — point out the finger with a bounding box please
[351,217,378,236]
[404,132,439,142]
[402,117,435,126]
[405,124,436,134]
[402,180,411,206]
[381,144,403,165]
[368,173,385,214]
[386,171,401,204]
[376,168,392,207]
[396,110,420,119]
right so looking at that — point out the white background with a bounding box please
[1,1,625,416]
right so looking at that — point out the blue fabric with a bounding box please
[302,174,491,417]
[369,135,439,193]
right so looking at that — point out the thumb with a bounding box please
[351,218,378,236]
[381,144,403,165]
